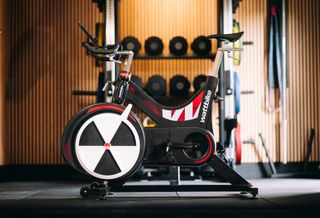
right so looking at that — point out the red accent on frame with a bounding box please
[271,6,276,15]
[194,135,213,164]
[87,105,137,122]
[178,110,185,121]
[144,99,161,115]
[129,85,136,93]
[65,139,71,161]
[192,91,204,116]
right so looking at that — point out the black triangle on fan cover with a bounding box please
[94,150,121,175]
[110,123,136,146]
[79,122,105,146]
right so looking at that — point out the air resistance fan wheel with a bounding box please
[61,103,145,183]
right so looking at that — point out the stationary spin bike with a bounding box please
[61,23,258,198]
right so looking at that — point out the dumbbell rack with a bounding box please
[134,53,216,61]
[80,154,258,199]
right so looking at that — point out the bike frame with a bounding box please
[113,45,242,132]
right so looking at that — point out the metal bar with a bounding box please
[281,0,288,164]
[218,0,225,151]
[303,128,315,172]
[258,133,277,175]
[110,184,257,194]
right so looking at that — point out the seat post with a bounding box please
[208,48,224,78]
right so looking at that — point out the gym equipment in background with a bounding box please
[169,75,190,97]
[259,129,317,178]
[130,75,143,89]
[191,36,212,56]
[193,75,207,93]
[234,123,242,165]
[234,71,240,114]
[145,36,164,56]
[233,71,241,164]
[233,21,242,65]
[72,72,107,103]
[169,36,188,56]
[61,24,257,198]
[146,75,166,97]
[121,36,141,56]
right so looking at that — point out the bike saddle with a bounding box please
[207,32,244,42]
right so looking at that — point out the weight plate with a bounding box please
[191,36,211,55]
[235,123,242,165]
[170,75,190,97]
[169,36,188,56]
[146,75,166,97]
[145,36,164,56]
[121,36,141,55]
[193,75,207,92]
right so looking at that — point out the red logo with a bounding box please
[104,143,111,150]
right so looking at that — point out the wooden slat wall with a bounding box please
[118,0,220,138]
[234,0,277,163]
[286,0,319,162]
[7,0,103,164]
[4,0,319,165]
[0,0,11,165]
[118,0,218,89]
[235,0,319,162]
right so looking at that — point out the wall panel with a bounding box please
[118,0,218,88]
[7,0,103,164]
[0,0,11,165]
[5,0,319,165]
[235,0,319,163]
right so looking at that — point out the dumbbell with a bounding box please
[146,75,166,97]
[170,75,190,97]
[169,36,188,56]
[131,75,143,89]
[191,36,212,55]
[145,36,164,56]
[121,36,141,55]
[193,75,207,92]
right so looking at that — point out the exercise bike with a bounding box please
[61,23,258,198]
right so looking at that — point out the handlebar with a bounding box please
[79,21,133,71]
[82,42,118,55]
[78,21,97,43]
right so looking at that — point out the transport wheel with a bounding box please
[183,133,211,161]
[80,186,90,198]
[61,103,145,183]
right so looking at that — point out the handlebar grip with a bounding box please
[78,21,97,43]
[82,42,116,55]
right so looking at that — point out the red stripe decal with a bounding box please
[144,99,161,115]
[192,91,204,116]
[178,109,185,121]
[129,85,136,93]
[87,105,137,122]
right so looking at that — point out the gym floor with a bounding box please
[1,178,320,218]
